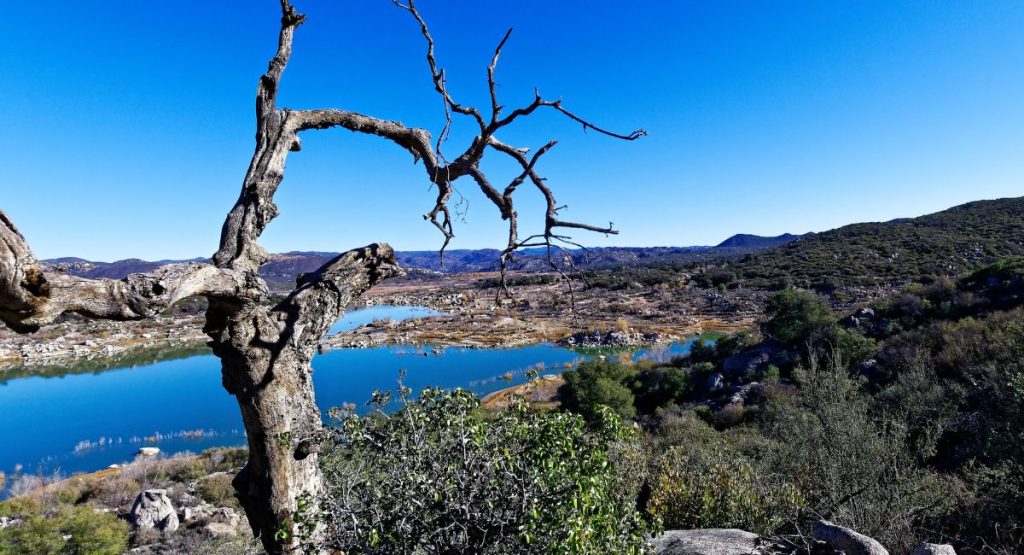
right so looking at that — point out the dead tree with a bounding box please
[0,1,642,552]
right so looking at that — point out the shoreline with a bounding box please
[0,273,759,379]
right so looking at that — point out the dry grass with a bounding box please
[480,375,566,411]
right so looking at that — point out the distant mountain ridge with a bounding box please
[41,235,804,286]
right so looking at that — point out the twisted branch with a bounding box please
[0,210,249,333]
[391,0,643,297]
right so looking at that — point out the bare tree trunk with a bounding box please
[205,244,401,553]
[211,311,325,551]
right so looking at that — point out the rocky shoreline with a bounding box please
[0,315,209,374]
[0,273,758,376]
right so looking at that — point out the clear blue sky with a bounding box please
[3,1,1022,261]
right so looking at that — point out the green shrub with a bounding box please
[648,446,802,534]
[196,473,240,509]
[0,503,128,555]
[763,289,834,346]
[309,387,649,554]
[168,458,208,482]
[559,359,637,421]
[630,366,692,414]
[762,354,956,551]
[829,327,878,368]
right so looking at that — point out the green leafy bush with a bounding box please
[762,289,834,346]
[0,501,128,555]
[629,365,692,414]
[559,359,637,421]
[309,387,649,554]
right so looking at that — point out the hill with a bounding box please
[715,233,808,249]
[707,197,1024,290]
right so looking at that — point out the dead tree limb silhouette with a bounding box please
[0,0,642,552]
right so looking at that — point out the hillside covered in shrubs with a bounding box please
[699,197,1024,291]
[555,256,1024,553]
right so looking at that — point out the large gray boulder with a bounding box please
[812,520,888,555]
[723,348,771,379]
[129,489,179,532]
[653,529,762,554]
[911,544,956,555]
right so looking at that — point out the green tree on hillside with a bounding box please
[763,289,834,346]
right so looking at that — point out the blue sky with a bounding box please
[3,1,1022,261]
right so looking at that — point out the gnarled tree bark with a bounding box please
[0,1,641,552]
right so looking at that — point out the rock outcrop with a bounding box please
[653,529,763,555]
[911,544,956,555]
[557,330,663,349]
[129,489,179,532]
[812,520,888,555]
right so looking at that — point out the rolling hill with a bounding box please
[710,197,1024,290]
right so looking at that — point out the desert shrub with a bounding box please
[0,502,129,555]
[307,387,649,554]
[713,403,745,429]
[629,366,692,414]
[130,525,263,555]
[763,289,834,346]
[196,473,240,509]
[81,473,140,510]
[615,317,630,332]
[559,359,637,421]
[651,407,718,444]
[761,354,956,551]
[0,495,42,519]
[199,447,249,473]
[946,462,1024,554]
[827,327,877,368]
[169,457,208,482]
[647,445,801,534]
[874,355,962,464]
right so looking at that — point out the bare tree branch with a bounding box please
[487,28,514,122]
[0,210,247,333]
[291,109,438,174]
[389,0,638,287]
[273,243,404,349]
[392,0,486,133]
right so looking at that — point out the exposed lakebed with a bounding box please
[0,306,696,482]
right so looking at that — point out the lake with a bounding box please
[0,306,696,483]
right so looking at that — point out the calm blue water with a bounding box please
[0,307,695,482]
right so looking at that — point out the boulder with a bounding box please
[722,348,771,379]
[729,382,763,405]
[911,544,956,555]
[855,307,876,320]
[652,529,761,555]
[0,516,22,530]
[181,503,243,529]
[204,522,238,537]
[812,520,888,555]
[137,447,160,457]
[129,489,179,532]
